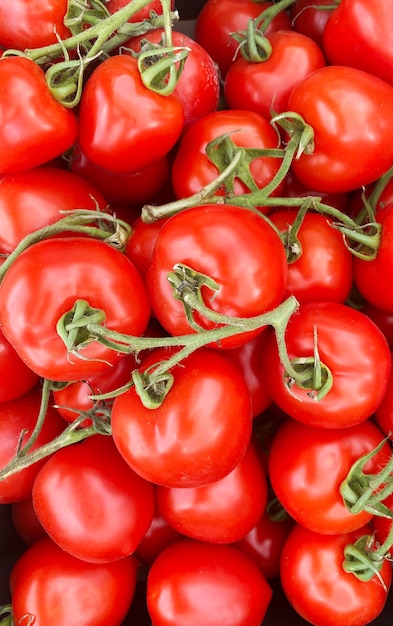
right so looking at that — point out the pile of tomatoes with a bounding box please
[1,1,393,625]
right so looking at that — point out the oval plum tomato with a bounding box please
[0,58,78,174]
[78,54,184,174]
[146,204,287,348]
[280,523,392,626]
[69,143,170,205]
[11,536,139,626]
[0,237,150,382]
[11,497,46,546]
[287,65,393,193]
[262,301,391,428]
[291,0,337,48]
[126,29,220,128]
[224,30,326,120]
[323,0,393,86]
[0,327,39,403]
[0,386,64,504]
[111,347,253,488]
[155,440,268,544]
[146,538,273,626]
[269,418,392,534]
[268,209,353,303]
[0,166,108,255]
[353,203,393,313]
[171,109,284,205]
[0,0,70,49]
[195,0,291,78]
[32,435,155,563]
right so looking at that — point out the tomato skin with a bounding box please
[268,210,354,304]
[0,237,150,382]
[0,58,78,175]
[280,523,392,626]
[262,302,391,428]
[0,387,64,505]
[126,215,168,280]
[135,503,182,567]
[171,109,284,203]
[0,328,39,403]
[146,204,287,348]
[146,538,273,626]
[291,0,336,48]
[11,536,139,626]
[32,435,155,563]
[269,418,392,534]
[78,54,184,174]
[287,65,393,193]
[224,30,326,120]
[195,0,291,78]
[111,347,253,488]
[11,497,47,546]
[156,440,268,544]
[323,0,393,86]
[0,0,70,49]
[375,357,393,439]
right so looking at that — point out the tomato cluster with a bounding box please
[1,1,393,625]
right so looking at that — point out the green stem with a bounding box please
[16,379,52,456]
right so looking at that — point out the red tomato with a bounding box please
[0,327,39,403]
[375,357,393,439]
[0,0,70,49]
[11,497,47,546]
[111,347,253,488]
[372,492,393,547]
[362,303,393,351]
[126,29,220,127]
[269,418,392,534]
[323,0,393,86]
[32,435,155,563]
[78,54,184,173]
[224,30,326,120]
[195,0,291,78]
[280,523,392,626]
[262,302,391,428]
[146,204,287,348]
[135,502,182,568]
[0,58,78,174]
[11,536,139,626]
[106,0,174,22]
[0,166,108,255]
[291,0,336,48]
[156,440,268,543]
[146,539,273,626]
[287,65,393,193]
[0,386,64,504]
[126,215,168,280]
[0,237,150,381]
[268,209,354,303]
[353,203,393,313]
[171,109,284,205]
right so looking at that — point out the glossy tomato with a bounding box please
[11,536,139,626]
[135,502,182,567]
[291,0,337,47]
[146,538,273,626]
[78,54,184,173]
[0,327,39,403]
[375,358,393,439]
[287,65,393,193]
[0,237,150,381]
[111,347,253,488]
[262,301,391,428]
[32,435,155,563]
[146,204,287,348]
[280,523,392,626]
[269,418,392,534]
[0,0,70,49]
[11,496,46,546]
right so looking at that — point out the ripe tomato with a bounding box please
[375,359,393,439]
[78,54,184,174]
[287,65,393,193]
[11,536,139,626]
[146,204,287,348]
[0,327,39,403]
[0,166,108,255]
[0,237,150,381]
[135,503,182,567]
[126,215,169,280]
[11,496,46,546]
[111,347,253,488]
[269,418,392,534]
[195,0,291,78]
[0,58,78,174]
[0,0,70,49]
[323,0,393,86]
[155,440,268,543]
[291,0,337,47]
[224,30,326,120]
[262,302,391,428]
[32,435,155,563]
[146,538,273,626]
[280,523,392,626]
[0,386,64,504]
[171,109,284,204]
